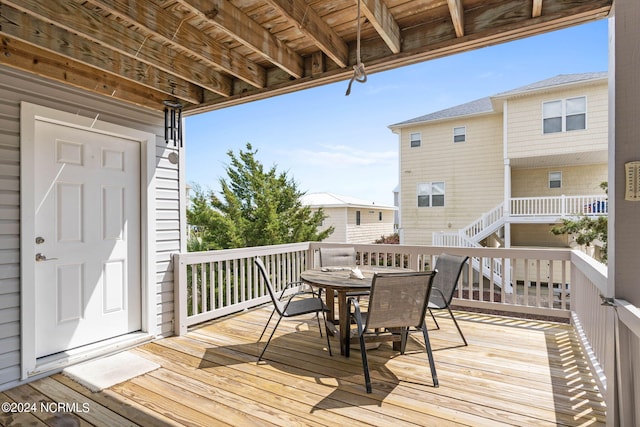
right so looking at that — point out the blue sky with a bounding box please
[185,19,609,206]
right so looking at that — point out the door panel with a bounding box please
[34,121,141,358]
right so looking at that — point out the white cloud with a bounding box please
[288,144,397,168]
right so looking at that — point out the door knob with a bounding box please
[35,253,57,262]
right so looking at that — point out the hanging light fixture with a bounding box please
[163,100,183,147]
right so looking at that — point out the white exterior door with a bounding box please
[33,120,141,358]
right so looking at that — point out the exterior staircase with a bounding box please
[432,195,608,291]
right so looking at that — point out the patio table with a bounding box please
[301,267,409,355]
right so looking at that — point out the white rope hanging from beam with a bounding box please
[345,0,367,96]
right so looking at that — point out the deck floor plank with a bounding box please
[0,390,49,427]
[0,308,606,427]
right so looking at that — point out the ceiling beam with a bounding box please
[532,0,543,18]
[189,0,611,113]
[264,0,349,68]
[177,0,305,78]
[84,0,266,89]
[3,0,231,99]
[447,0,465,37]
[0,4,205,104]
[0,35,168,110]
[360,0,401,54]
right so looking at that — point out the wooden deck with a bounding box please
[1,306,606,426]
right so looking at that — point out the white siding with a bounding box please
[0,66,182,388]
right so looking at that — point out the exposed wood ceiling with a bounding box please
[0,0,612,115]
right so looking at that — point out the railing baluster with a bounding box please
[175,243,600,340]
[191,263,198,315]
[535,259,541,307]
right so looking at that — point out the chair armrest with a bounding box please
[278,281,317,300]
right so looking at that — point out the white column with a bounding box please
[608,2,640,425]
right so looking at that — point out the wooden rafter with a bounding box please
[1,2,207,103]
[84,0,265,89]
[532,0,543,18]
[264,0,349,68]
[0,0,613,112]
[177,0,305,77]
[360,0,401,54]
[448,0,465,38]
[191,0,612,113]
[0,35,169,109]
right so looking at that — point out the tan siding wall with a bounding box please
[507,81,608,159]
[511,164,608,197]
[0,66,180,388]
[399,114,504,245]
[511,224,569,247]
[347,207,395,243]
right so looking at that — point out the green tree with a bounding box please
[187,143,333,250]
[551,182,608,263]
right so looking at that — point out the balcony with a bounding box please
[3,243,636,425]
[433,195,609,247]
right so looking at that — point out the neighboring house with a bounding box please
[0,67,182,388]
[301,193,397,244]
[389,72,608,253]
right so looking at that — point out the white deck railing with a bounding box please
[461,203,505,240]
[570,251,610,394]
[433,195,608,247]
[173,243,311,335]
[174,244,576,334]
[569,251,640,425]
[510,194,608,217]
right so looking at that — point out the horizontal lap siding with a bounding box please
[0,90,21,386]
[399,115,503,245]
[0,66,181,388]
[507,82,608,159]
[512,164,608,197]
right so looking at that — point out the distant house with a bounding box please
[389,72,608,254]
[301,193,397,243]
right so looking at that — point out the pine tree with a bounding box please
[187,143,333,250]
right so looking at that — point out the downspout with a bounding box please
[502,100,513,293]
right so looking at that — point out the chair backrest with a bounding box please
[430,253,469,308]
[255,258,286,315]
[319,247,356,267]
[365,271,437,330]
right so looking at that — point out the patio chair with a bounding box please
[319,246,368,299]
[347,270,439,393]
[428,253,470,346]
[319,246,357,267]
[255,258,332,362]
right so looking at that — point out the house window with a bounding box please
[549,171,562,189]
[378,211,383,221]
[410,132,421,148]
[453,126,466,143]
[356,210,361,225]
[566,97,586,131]
[543,96,586,134]
[417,182,445,207]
